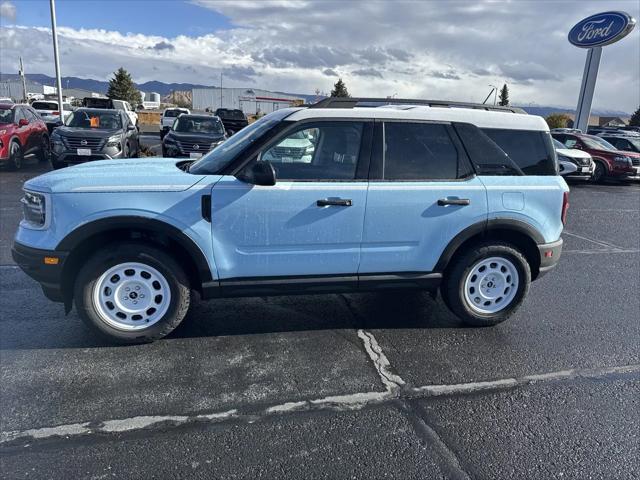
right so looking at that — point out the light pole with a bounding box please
[488,84,498,105]
[49,0,64,122]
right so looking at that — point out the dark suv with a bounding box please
[49,108,139,169]
[214,108,248,135]
[551,132,638,182]
[162,114,226,158]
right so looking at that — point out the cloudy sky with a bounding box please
[1,0,638,111]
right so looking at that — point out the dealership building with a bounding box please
[192,87,304,115]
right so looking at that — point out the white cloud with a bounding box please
[0,1,16,22]
[1,0,638,111]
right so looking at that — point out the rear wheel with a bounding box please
[37,135,50,162]
[74,243,191,343]
[8,141,23,170]
[442,243,531,326]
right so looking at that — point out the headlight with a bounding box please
[613,156,632,165]
[163,136,176,145]
[21,190,49,228]
[210,140,224,148]
[105,135,121,148]
[0,129,6,135]
[304,145,315,155]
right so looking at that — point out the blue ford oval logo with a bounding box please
[569,11,636,48]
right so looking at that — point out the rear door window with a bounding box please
[382,122,468,180]
[481,128,557,175]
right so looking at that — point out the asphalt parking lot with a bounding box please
[1,157,639,479]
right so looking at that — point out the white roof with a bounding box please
[286,105,549,132]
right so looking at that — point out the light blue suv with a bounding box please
[13,98,568,343]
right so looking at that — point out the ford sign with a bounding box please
[569,11,636,48]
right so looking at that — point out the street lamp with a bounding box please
[488,84,498,105]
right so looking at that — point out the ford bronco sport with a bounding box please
[13,97,567,343]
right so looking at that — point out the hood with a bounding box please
[556,147,591,159]
[168,131,225,143]
[24,158,209,194]
[54,126,122,138]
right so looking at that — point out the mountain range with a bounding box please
[0,73,631,116]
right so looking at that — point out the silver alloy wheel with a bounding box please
[463,256,519,314]
[93,262,171,331]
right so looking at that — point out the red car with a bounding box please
[551,132,639,182]
[0,103,50,170]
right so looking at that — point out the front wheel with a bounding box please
[74,243,191,343]
[8,141,23,170]
[442,243,531,326]
[38,136,51,162]
[592,161,606,183]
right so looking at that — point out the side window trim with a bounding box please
[369,119,474,182]
[238,118,373,183]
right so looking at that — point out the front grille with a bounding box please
[575,158,590,166]
[271,146,307,160]
[177,140,212,154]
[63,136,105,150]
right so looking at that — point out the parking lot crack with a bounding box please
[396,399,472,480]
[357,329,406,392]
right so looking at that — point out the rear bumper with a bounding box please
[537,238,563,278]
[11,242,68,302]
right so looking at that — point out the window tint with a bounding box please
[453,123,522,176]
[14,108,26,122]
[31,101,58,110]
[260,122,363,180]
[383,122,461,180]
[25,109,40,121]
[482,128,556,175]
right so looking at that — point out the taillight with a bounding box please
[561,191,569,225]
[52,111,60,115]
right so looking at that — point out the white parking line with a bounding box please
[563,231,628,251]
[2,364,637,446]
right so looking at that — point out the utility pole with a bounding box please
[18,57,27,102]
[219,72,223,108]
[49,0,64,121]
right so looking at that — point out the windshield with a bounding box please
[0,108,14,124]
[552,139,565,150]
[626,138,640,150]
[582,135,615,151]
[165,109,187,118]
[174,116,224,134]
[217,109,245,120]
[190,109,294,174]
[32,101,58,110]
[66,110,122,129]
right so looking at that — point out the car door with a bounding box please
[210,120,372,285]
[14,108,33,153]
[359,121,487,276]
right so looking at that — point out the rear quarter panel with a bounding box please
[479,175,568,243]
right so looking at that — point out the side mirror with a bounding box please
[127,124,136,131]
[238,161,276,186]
[18,118,29,127]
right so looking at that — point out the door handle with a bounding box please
[437,198,470,206]
[317,198,352,207]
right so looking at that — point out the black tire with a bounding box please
[8,141,23,170]
[124,142,131,158]
[592,161,606,183]
[37,135,51,162]
[441,242,531,326]
[74,243,191,343]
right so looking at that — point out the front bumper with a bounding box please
[537,238,563,278]
[51,148,125,165]
[12,242,68,302]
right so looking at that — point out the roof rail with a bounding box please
[308,97,527,114]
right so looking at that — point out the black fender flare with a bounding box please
[434,218,544,272]
[56,216,214,285]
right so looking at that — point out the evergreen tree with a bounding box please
[498,83,509,106]
[106,67,142,106]
[629,106,640,127]
[330,78,350,97]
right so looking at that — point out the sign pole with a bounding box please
[574,46,602,133]
[49,0,64,122]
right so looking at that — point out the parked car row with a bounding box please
[551,131,640,182]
